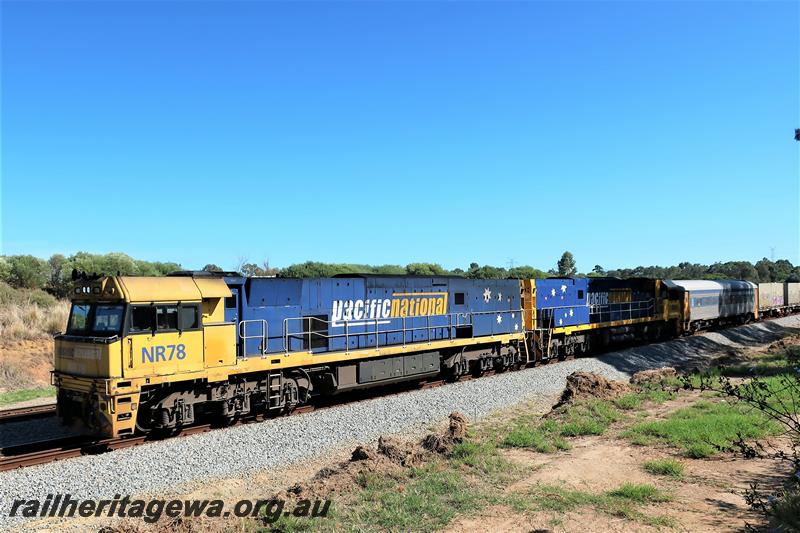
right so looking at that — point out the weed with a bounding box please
[353,464,488,532]
[0,386,55,406]
[607,483,671,502]
[525,483,676,527]
[623,400,779,457]
[614,393,644,410]
[643,458,685,479]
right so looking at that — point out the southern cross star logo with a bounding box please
[561,284,567,293]
[497,292,502,301]
[496,314,502,324]
[550,288,556,297]
[483,288,492,302]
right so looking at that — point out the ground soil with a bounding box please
[0,338,53,391]
[445,392,794,533]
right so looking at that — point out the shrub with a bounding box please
[6,255,50,289]
[683,350,800,531]
[27,290,57,308]
[0,282,21,305]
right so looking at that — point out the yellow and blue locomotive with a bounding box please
[53,273,526,438]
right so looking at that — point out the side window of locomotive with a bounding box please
[179,306,198,330]
[225,297,236,309]
[156,306,179,331]
[130,306,155,333]
[454,293,465,305]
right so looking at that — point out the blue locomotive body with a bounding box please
[535,278,589,327]
[224,275,522,357]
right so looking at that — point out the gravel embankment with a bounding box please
[1,314,798,529]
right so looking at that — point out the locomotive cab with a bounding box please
[52,275,235,437]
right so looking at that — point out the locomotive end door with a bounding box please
[225,288,241,358]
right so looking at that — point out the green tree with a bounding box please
[279,261,361,278]
[405,263,450,276]
[48,254,71,297]
[371,264,406,275]
[557,251,577,277]
[241,261,279,277]
[466,263,507,279]
[280,261,332,278]
[63,252,181,279]
[6,255,51,289]
[507,265,548,279]
[773,260,795,281]
[755,258,773,282]
[202,264,223,272]
[147,261,182,276]
[69,251,137,276]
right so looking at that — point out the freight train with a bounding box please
[52,273,800,438]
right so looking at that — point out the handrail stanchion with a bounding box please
[426,314,430,344]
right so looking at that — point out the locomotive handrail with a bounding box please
[238,319,268,359]
[280,309,523,354]
[588,298,656,323]
[536,298,656,328]
[536,298,655,312]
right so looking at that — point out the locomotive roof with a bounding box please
[116,276,232,302]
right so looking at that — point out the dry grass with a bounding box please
[0,300,69,340]
[0,286,67,391]
[0,357,39,390]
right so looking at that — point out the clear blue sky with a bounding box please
[2,1,798,273]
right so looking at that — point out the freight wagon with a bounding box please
[758,282,785,315]
[786,283,800,311]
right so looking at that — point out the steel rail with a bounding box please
[0,404,57,423]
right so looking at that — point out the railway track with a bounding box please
[0,403,56,423]
[0,426,217,472]
[0,375,457,472]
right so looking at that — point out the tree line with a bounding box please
[0,253,180,298]
[1,251,798,299]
